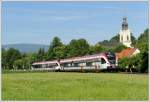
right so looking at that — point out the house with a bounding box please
[116,47,140,61]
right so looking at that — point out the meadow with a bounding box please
[2,72,148,101]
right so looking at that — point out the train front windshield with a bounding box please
[106,52,116,64]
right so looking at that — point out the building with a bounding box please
[119,17,132,47]
[115,47,140,61]
[116,17,140,62]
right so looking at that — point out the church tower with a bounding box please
[119,17,132,47]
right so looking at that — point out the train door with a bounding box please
[100,58,107,69]
[55,62,61,71]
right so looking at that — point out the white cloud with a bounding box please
[47,15,92,21]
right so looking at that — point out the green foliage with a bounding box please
[98,40,110,46]
[131,33,137,46]
[110,34,120,42]
[139,52,148,73]
[49,36,63,49]
[37,48,45,61]
[93,44,105,53]
[14,59,24,70]
[3,48,21,70]
[135,29,149,72]
[129,54,141,68]
[118,53,148,73]
[118,57,130,69]
[13,53,35,70]
[2,48,7,70]
[46,36,64,60]
[89,44,107,54]
[53,45,67,59]
[88,45,95,54]
[98,34,121,47]
[99,33,136,48]
[113,44,127,53]
[68,39,90,57]
[136,29,148,53]
[46,47,55,60]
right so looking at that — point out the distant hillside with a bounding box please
[2,44,49,53]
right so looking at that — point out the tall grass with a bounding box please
[2,72,148,101]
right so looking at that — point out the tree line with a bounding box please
[2,29,148,72]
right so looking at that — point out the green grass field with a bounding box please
[2,72,148,101]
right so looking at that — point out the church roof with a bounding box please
[115,48,138,59]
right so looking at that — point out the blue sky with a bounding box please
[2,1,148,45]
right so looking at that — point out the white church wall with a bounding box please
[131,49,140,56]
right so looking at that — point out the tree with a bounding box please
[131,33,137,46]
[2,48,36,70]
[139,52,148,73]
[64,45,72,58]
[5,48,21,70]
[68,39,90,57]
[89,45,95,54]
[136,29,148,53]
[118,57,130,71]
[135,29,149,73]
[129,54,141,70]
[49,37,63,49]
[92,43,107,54]
[109,34,120,44]
[46,37,63,60]
[113,44,127,53]
[98,33,136,48]
[98,40,111,47]
[2,48,7,70]
[77,39,90,55]
[68,39,79,57]
[22,57,31,70]
[118,56,135,73]
[14,59,23,70]
[53,45,67,59]
[37,48,45,61]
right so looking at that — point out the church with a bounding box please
[116,17,140,60]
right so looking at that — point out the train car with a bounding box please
[32,52,117,71]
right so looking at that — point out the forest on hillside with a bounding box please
[2,29,149,73]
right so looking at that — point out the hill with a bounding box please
[2,44,49,53]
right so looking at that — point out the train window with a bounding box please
[68,63,71,67]
[101,58,106,64]
[86,62,92,66]
[74,63,79,67]
[47,63,57,68]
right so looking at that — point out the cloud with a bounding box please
[47,15,92,21]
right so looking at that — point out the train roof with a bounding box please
[32,53,108,65]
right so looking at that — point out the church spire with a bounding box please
[119,16,132,47]
[122,16,128,30]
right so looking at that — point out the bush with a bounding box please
[118,53,148,73]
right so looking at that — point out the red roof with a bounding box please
[116,48,137,59]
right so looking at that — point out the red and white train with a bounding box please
[32,52,117,71]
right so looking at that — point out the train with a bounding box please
[32,52,117,72]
